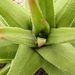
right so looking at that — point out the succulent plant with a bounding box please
[0,0,75,75]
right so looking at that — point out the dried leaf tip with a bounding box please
[37,37,46,47]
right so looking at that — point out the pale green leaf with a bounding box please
[7,45,67,75]
[37,0,55,28]
[0,27,35,47]
[0,0,30,29]
[54,0,69,16]
[36,43,75,74]
[24,0,30,12]
[0,16,17,47]
[46,28,75,45]
[55,0,75,27]
[28,0,50,36]
[53,0,57,3]
[0,21,4,27]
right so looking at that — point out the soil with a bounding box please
[34,68,48,75]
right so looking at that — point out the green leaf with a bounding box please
[0,59,11,63]
[0,0,30,29]
[0,63,10,75]
[0,27,35,47]
[28,0,50,36]
[42,61,71,75]
[36,43,75,74]
[7,45,45,75]
[0,40,13,47]
[71,42,75,48]
[37,0,55,28]
[0,20,4,27]
[46,28,75,45]
[0,44,18,60]
[54,0,69,16]
[71,18,75,27]
[0,16,15,47]
[24,0,30,12]
[0,15,9,27]
[53,0,57,3]
[55,0,75,27]
[0,43,18,63]
[7,45,67,75]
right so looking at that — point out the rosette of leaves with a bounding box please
[0,0,75,75]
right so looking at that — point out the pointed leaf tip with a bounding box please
[41,19,50,35]
[37,0,55,28]
[28,0,50,36]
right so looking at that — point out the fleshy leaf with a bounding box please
[71,18,75,27]
[7,45,67,75]
[0,0,30,29]
[71,42,75,48]
[0,40,14,47]
[0,43,18,63]
[0,59,11,63]
[55,0,75,27]
[0,44,18,60]
[37,0,55,28]
[0,63,10,75]
[42,61,71,75]
[0,27,35,47]
[54,0,69,16]
[46,28,75,45]
[0,16,17,47]
[0,15,9,27]
[36,43,75,74]
[53,0,57,3]
[7,45,45,75]
[28,0,50,36]
[25,0,30,12]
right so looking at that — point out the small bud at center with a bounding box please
[37,37,46,47]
